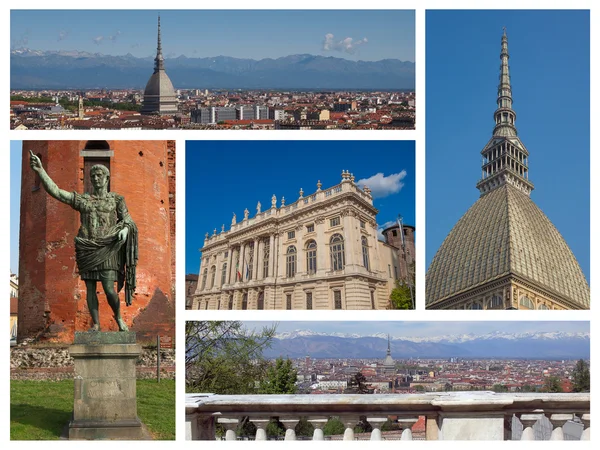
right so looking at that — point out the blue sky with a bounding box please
[186,140,415,274]
[245,321,590,337]
[10,10,415,62]
[10,141,22,274]
[425,10,590,281]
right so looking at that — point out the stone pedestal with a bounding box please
[68,332,146,440]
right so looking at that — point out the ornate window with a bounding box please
[242,293,248,310]
[360,220,366,229]
[306,240,317,275]
[228,295,233,310]
[221,263,227,286]
[286,246,297,277]
[209,266,216,288]
[488,295,503,309]
[286,294,292,310]
[262,239,270,278]
[538,304,549,310]
[334,290,342,309]
[257,292,264,310]
[306,224,314,233]
[330,217,340,227]
[361,236,370,270]
[306,292,313,310]
[288,231,295,240]
[201,268,208,290]
[519,295,534,310]
[330,234,345,271]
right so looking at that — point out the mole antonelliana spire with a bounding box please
[426,29,589,310]
[141,15,178,115]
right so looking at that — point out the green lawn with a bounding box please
[11,379,175,440]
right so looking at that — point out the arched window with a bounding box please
[286,246,297,278]
[201,268,208,291]
[262,239,270,278]
[489,295,503,310]
[209,266,216,289]
[361,236,370,270]
[470,303,483,310]
[257,292,264,310]
[330,234,345,271]
[228,295,233,310]
[519,295,534,310]
[242,293,248,310]
[538,304,549,310]
[306,240,317,275]
[221,263,227,286]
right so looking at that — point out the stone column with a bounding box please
[425,414,439,440]
[229,247,237,284]
[256,239,264,280]
[218,418,239,441]
[548,413,572,440]
[518,414,539,440]
[185,412,199,440]
[267,234,275,278]
[308,418,327,440]
[226,247,234,284]
[341,416,357,441]
[250,418,269,441]
[367,417,387,440]
[239,243,246,282]
[281,417,299,440]
[252,238,259,280]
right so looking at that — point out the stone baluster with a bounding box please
[518,414,539,440]
[340,416,358,440]
[398,417,417,440]
[367,417,387,440]
[578,413,590,440]
[218,418,239,441]
[249,418,270,441]
[548,413,573,440]
[504,414,513,440]
[308,417,327,440]
[280,417,300,440]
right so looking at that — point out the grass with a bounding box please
[11,379,175,440]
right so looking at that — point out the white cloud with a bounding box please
[108,31,122,42]
[93,36,104,45]
[57,30,68,41]
[357,171,406,199]
[376,220,396,240]
[323,33,368,54]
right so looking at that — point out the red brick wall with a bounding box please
[18,140,175,344]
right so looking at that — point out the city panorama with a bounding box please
[10,10,415,130]
[185,141,415,310]
[185,321,590,441]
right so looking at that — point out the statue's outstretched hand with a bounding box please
[29,150,42,172]
[118,227,129,243]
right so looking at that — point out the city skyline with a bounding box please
[425,10,590,282]
[244,321,590,338]
[185,140,415,274]
[10,10,415,62]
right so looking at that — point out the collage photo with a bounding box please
[5,2,594,445]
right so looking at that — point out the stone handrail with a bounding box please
[185,392,590,441]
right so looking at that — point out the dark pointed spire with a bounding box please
[154,15,164,73]
[493,27,517,137]
[387,334,391,356]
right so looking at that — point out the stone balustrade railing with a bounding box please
[185,392,590,441]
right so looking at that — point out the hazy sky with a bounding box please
[426,10,590,281]
[10,10,415,62]
[245,321,590,337]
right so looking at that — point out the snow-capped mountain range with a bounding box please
[274,329,589,343]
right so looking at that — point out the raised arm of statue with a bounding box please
[29,150,74,204]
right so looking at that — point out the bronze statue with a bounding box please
[29,150,138,332]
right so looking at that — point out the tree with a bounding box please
[323,417,345,436]
[572,359,590,393]
[185,321,276,394]
[389,264,415,310]
[259,357,298,394]
[413,385,425,392]
[444,382,453,392]
[492,384,508,393]
[542,376,563,393]
[345,371,369,394]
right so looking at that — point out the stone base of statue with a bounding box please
[68,331,148,440]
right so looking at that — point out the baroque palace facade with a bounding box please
[426,30,590,310]
[191,171,406,310]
